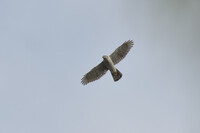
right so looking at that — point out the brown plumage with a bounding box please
[81,40,134,85]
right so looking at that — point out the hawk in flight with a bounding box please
[81,40,134,85]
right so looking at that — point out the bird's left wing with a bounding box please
[109,40,134,65]
[81,61,108,85]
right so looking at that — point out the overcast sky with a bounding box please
[0,0,200,133]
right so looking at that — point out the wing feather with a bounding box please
[81,61,108,85]
[109,40,134,65]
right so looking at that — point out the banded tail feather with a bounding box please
[111,69,122,81]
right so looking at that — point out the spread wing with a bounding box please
[81,61,108,85]
[109,40,134,65]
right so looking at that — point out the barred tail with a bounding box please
[111,69,122,81]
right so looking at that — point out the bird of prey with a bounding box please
[81,40,134,85]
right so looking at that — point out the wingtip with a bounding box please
[125,40,134,48]
[128,40,134,45]
[81,78,87,85]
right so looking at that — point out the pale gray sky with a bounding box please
[0,0,200,133]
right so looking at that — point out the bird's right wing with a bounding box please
[81,61,108,85]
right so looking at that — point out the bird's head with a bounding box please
[102,55,108,59]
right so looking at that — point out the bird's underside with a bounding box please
[81,40,134,85]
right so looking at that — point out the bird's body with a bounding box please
[102,55,116,74]
[102,55,122,81]
[81,40,134,85]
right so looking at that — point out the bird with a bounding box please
[81,40,134,85]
